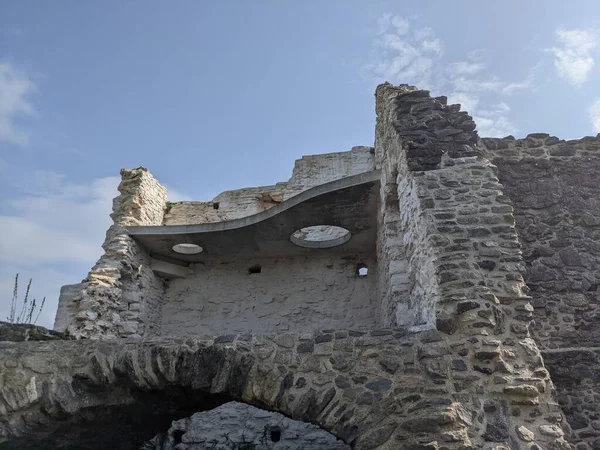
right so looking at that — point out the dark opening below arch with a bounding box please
[2,387,233,450]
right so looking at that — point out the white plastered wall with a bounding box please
[160,254,379,336]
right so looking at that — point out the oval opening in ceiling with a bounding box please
[172,243,203,254]
[290,225,351,249]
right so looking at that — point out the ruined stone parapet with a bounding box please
[111,166,168,226]
[163,146,375,226]
[63,167,168,339]
[375,83,571,448]
[375,83,480,171]
[480,132,600,161]
[375,83,529,327]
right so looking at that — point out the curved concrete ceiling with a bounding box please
[127,170,380,262]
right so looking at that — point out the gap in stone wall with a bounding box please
[142,402,350,450]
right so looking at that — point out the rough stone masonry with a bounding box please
[1,82,599,449]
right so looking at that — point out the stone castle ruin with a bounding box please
[1,83,600,449]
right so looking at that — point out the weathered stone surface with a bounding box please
[0,333,474,449]
[0,326,570,450]
[163,146,375,226]
[517,425,535,442]
[142,402,349,449]
[483,134,600,447]
[63,167,168,339]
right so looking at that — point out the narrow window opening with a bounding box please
[213,202,220,210]
[172,430,185,445]
[270,427,281,442]
[357,263,368,277]
[248,264,262,274]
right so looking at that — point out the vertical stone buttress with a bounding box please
[375,83,572,448]
[66,167,168,339]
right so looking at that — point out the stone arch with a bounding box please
[1,314,575,449]
[1,332,456,450]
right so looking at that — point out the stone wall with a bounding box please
[59,167,168,339]
[143,402,350,450]
[0,322,72,342]
[543,349,600,450]
[375,84,529,330]
[373,83,571,448]
[161,254,378,336]
[164,146,374,226]
[0,325,575,449]
[482,134,600,448]
[0,330,470,449]
[53,283,82,332]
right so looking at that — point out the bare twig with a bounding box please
[8,274,18,323]
[17,278,32,323]
[6,275,46,325]
[33,297,46,325]
[26,298,36,324]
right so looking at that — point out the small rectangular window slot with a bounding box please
[248,264,262,274]
[357,263,368,277]
[269,427,281,442]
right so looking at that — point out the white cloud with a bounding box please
[448,61,485,77]
[447,92,480,115]
[445,52,528,137]
[0,171,195,268]
[0,171,118,327]
[548,28,600,86]
[377,14,409,36]
[473,102,516,137]
[446,51,534,97]
[590,98,600,133]
[446,90,516,137]
[1,171,119,266]
[0,215,106,265]
[166,185,192,202]
[365,15,533,138]
[365,15,443,89]
[0,61,36,146]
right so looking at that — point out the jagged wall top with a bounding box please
[375,82,480,172]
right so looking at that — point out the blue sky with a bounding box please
[1,1,600,327]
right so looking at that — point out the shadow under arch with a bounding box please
[5,387,233,450]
